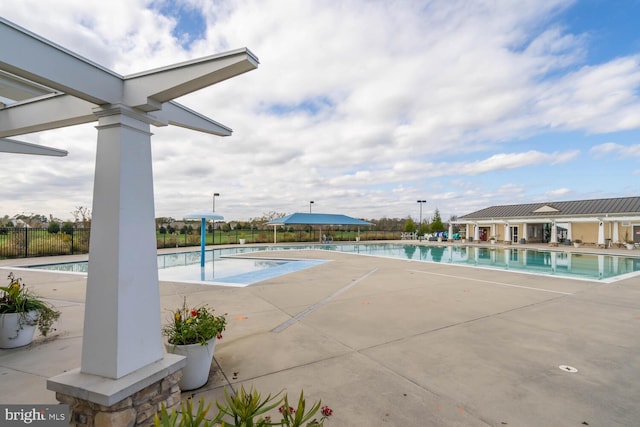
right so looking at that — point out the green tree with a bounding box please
[47,221,60,234]
[430,208,445,232]
[61,222,74,235]
[418,222,429,236]
[404,217,417,233]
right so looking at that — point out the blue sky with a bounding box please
[1,0,640,222]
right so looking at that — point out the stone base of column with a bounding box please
[47,354,185,427]
[548,242,559,247]
[502,241,512,245]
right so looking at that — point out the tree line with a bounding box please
[2,207,460,235]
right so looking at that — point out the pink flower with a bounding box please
[191,309,198,317]
[216,333,223,339]
[278,405,295,415]
[321,406,333,417]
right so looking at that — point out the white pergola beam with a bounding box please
[0,69,54,101]
[0,138,68,156]
[124,49,259,111]
[0,18,122,106]
[157,101,232,136]
[0,94,96,138]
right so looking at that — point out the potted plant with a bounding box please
[624,231,635,250]
[489,236,496,244]
[0,272,61,349]
[239,232,246,245]
[573,239,582,248]
[162,298,227,390]
[154,386,333,426]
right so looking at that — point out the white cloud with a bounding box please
[590,142,640,158]
[1,0,640,222]
[545,188,572,198]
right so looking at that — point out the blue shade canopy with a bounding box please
[267,212,372,226]
[184,211,224,221]
[184,211,225,268]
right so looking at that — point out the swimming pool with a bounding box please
[316,243,640,282]
[29,243,640,284]
[29,246,328,286]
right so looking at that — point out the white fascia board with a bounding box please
[154,101,232,136]
[0,138,67,156]
[0,94,95,138]
[0,18,122,105]
[123,48,259,112]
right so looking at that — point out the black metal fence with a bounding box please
[0,227,402,259]
[0,227,91,259]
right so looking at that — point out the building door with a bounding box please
[511,226,519,243]
[634,225,640,243]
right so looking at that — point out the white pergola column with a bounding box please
[81,105,162,379]
[504,223,511,243]
[550,222,558,244]
[448,223,453,240]
[613,221,620,243]
[598,220,605,246]
[474,224,479,242]
[566,222,573,241]
[522,222,528,242]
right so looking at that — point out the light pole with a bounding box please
[309,200,314,213]
[417,200,426,230]
[213,193,220,212]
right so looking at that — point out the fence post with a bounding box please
[24,227,28,258]
[71,229,75,255]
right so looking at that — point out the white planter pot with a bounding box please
[0,311,38,349]
[239,239,246,245]
[626,244,634,250]
[166,338,217,390]
[574,243,581,248]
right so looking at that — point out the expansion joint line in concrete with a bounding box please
[408,269,573,295]
[271,268,379,333]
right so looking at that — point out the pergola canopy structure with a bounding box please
[268,212,373,226]
[1,15,258,396]
[267,212,373,243]
[184,211,225,268]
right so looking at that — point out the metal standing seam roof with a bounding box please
[459,197,640,220]
[267,212,373,226]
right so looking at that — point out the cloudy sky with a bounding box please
[1,0,640,223]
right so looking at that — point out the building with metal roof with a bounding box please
[454,196,640,248]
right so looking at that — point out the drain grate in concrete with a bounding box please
[559,365,578,373]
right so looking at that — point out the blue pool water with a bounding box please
[29,243,640,284]
[30,246,327,286]
[316,243,640,282]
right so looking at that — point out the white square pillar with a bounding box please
[81,105,163,379]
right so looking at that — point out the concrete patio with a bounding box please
[1,242,639,426]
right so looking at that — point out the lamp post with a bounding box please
[309,200,314,213]
[417,200,426,230]
[213,193,220,212]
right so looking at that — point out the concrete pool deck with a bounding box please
[1,242,639,426]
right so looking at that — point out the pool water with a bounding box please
[29,243,640,284]
[29,247,327,286]
[317,243,640,282]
